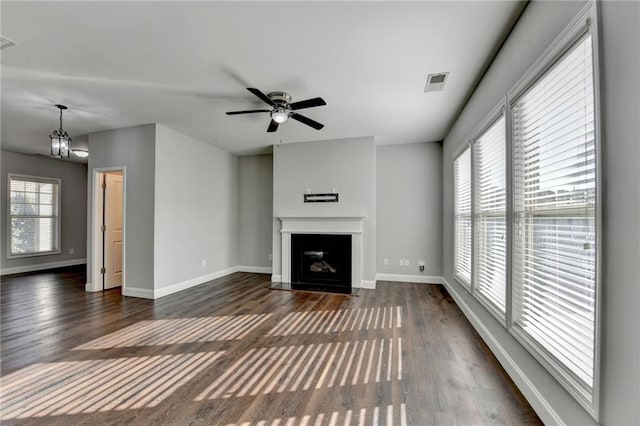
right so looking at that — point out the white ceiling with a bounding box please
[1,1,523,158]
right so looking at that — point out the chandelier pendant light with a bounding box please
[50,104,71,158]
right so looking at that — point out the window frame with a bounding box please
[7,173,62,259]
[470,102,509,324]
[453,144,473,289]
[506,2,602,419]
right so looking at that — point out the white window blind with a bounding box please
[474,115,507,316]
[454,147,472,286]
[9,176,60,257]
[512,33,597,395]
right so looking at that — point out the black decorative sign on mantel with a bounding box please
[304,193,339,203]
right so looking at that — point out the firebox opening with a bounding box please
[291,234,352,293]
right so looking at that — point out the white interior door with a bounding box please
[104,173,123,289]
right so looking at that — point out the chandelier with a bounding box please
[50,104,71,158]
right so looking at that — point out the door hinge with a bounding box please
[102,181,107,189]
[100,267,106,274]
[101,225,106,232]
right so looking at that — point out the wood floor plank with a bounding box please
[0,266,540,425]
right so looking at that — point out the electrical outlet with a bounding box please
[399,259,404,266]
[405,259,410,266]
[383,258,389,266]
[268,253,273,261]
[419,260,425,267]
[201,259,207,268]
[69,248,75,255]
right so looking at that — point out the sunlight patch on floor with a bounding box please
[267,307,402,336]
[221,403,408,426]
[0,351,224,419]
[196,338,403,400]
[74,314,272,349]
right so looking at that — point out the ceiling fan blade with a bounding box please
[247,88,275,106]
[226,109,270,115]
[267,120,279,132]
[290,97,326,110]
[290,113,324,130]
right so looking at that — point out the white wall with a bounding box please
[1,151,87,274]
[376,142,442,278]
[238,154,273,269]
[442,1,639,424]
[154,124,239,291]
[88,124,156,292]
[272,137,376,284]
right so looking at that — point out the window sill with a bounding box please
[7,250,62,260]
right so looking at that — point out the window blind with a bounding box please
[454,147,472,286]
[474,115,507,315]
[9,176,60,256]
[512,33,596,393]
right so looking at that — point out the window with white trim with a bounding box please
[511,31,597,405]
[454,147,472,286]
[8,175,61,257]
[473,115,507,317]
[452,2,600,417]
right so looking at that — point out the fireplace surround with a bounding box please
[278,216,365,289]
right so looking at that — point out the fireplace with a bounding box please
[291,234,352,293]
[276,216,365,290]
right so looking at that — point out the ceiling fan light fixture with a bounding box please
[226,88,325,132]
[271,108,289,124]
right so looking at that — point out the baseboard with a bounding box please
[441,277,562,426]
[271,274,282,283]
[154,266,239,299]
[361,280,376,289]
[1,258,87,276]
[85,282,100,292]
[375,273,443,285]
[122,286,154,299]
[236,265,272,274]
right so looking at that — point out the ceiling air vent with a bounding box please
[0,36,17,50]
[424,72,449,93]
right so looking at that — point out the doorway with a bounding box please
[91,168,126,292]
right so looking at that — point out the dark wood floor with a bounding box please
[0,266,541,425]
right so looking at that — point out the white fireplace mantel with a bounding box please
[278,215,366,288]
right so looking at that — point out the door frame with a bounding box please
[89,166,126,293]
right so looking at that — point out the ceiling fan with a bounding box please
[226,88,326,133]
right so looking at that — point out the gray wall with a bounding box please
[1,151,87,272]
[88,124,156,292]
[442,1,639,424]
[154,124,239,289]
[238,154,273,268]
[599,1,640,423]
[272,137,376,283]
[376,142,442,277]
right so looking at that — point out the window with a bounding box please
[454,147,472,286]
[473,115,507,317]
[451,2,600,417]
[511,32,597,408]
[8,175,61,257]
